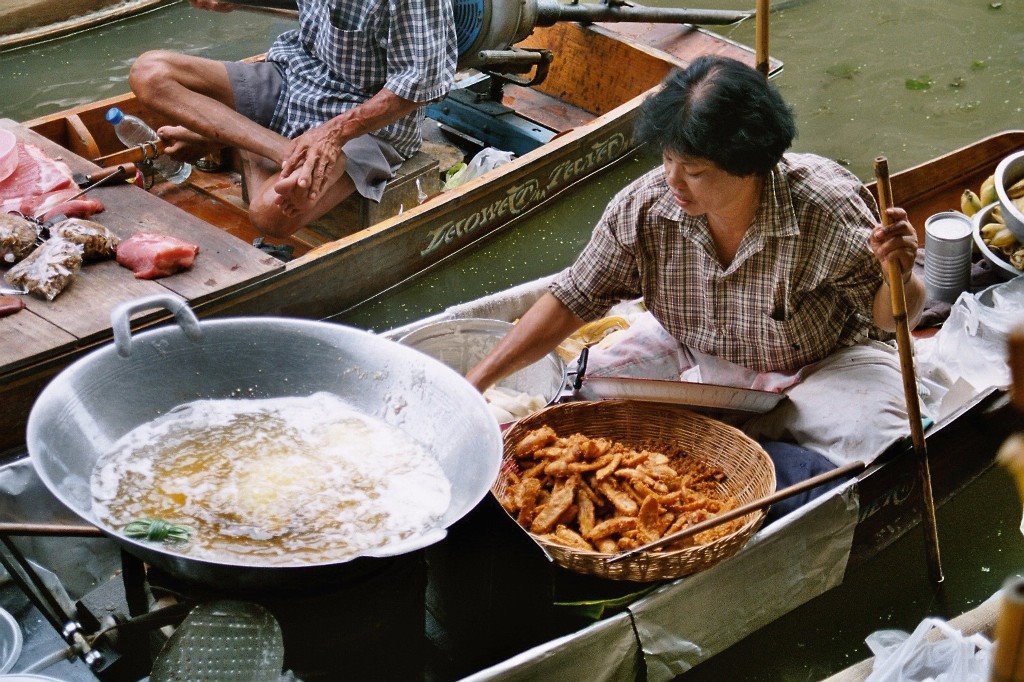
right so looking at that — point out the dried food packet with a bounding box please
[4,238,84,300]
[52,218,121,261]
[0,213,39,264]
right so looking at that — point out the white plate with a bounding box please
[582,376,784,414]
[971,202,1023,280]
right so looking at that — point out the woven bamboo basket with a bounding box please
[493,400,776,582]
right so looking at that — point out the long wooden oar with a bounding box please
[607,459,865,563]
[755,0,770,78]
[874,156,944,585]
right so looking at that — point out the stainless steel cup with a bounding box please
[923,211,973,304]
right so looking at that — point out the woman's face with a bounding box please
[662,149,757,219]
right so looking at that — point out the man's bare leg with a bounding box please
[239,150,357,238]
[129,50,290,165]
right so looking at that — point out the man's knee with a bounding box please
[129,50,178,101]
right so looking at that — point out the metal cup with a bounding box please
[923,211,973,304]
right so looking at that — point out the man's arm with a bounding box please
[279,89,420,202]
[466,293,587,392]
[870,206,926,331]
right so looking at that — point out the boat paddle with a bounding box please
[874,156,944,586]
[606,459,866,564]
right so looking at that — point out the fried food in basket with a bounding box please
[500,426,745,554]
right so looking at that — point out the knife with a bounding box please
[33,164,131,221]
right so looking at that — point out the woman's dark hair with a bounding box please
[635,55,796,176]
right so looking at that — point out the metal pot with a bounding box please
[27,295,502,591]
[397,318,566,411]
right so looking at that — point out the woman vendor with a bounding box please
[467,55,926,497]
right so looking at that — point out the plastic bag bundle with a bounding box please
[865,617,992,682]
[443,147,515,190]
[52,218,120,261]
[4,238,83,300]
[0,213,39,263]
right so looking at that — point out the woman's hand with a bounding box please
[869,206,918,283]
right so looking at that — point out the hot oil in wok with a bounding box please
[90,392,451,566]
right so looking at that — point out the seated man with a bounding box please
[467,55,926,468]
[128,0,457,237]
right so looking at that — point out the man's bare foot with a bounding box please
[272,155,348,218]
[157,125,224,162]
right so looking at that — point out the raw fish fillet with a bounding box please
[116,232,199,279]
[0,143,102,220]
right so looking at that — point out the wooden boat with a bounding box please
[0,19,777,457]
[0,0,175,52]
[0,133,1023,679]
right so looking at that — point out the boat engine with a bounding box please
[455,0,748,78]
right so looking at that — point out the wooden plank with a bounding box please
[0,308,76,369]
[504,85,596,133]
[64,114,100,160]
[0,119,283,343]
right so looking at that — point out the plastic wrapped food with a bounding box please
[0,213,38,264]
[483,386,548,423]
[4,238,83,300]
[52,218,120,261]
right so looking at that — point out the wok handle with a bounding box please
[111,294,203,357]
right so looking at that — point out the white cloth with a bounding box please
[578,311,920,466]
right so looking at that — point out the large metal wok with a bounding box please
[26,295,502,591]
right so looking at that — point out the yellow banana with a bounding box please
[982,222,1005,240]
[980,174,998,206]
[961,189,983,216]
[990,227,1019,249]
[1008,177,1024,200]
[1015,197,1024,214]
[993,206,1005,224]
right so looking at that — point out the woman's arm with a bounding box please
[466,293,586,392]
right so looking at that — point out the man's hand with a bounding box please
[870,206,926,331]
[189,0,237,12]
[278,119,348,203]
[869,206,918,284]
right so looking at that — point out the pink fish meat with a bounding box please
[0,143,103,220]
[116,232,199,279]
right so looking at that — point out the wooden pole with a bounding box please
[993,577,1024,682]
[608,460,866,563]
[874,156,943,585]
[755,0,770,78]
[93,139,166,168]
[1010,324,1024,413]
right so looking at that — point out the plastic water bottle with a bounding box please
[105,107,191,184]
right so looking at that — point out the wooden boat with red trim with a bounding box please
[0,19,778,455]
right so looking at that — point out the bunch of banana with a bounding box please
[961,173,1024,217]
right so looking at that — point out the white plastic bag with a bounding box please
[442,147,515,189]
[919,277,1024,395]
[864,617,992,682]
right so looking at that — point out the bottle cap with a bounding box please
[105,108,124,125]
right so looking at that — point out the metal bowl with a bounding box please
[995,150,1024,241]
[0,607,21,674]
[971,202,1023,280]
[398,318,566,411]
[27,295,503,591]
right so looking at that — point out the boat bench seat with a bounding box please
[293,151,440,248]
